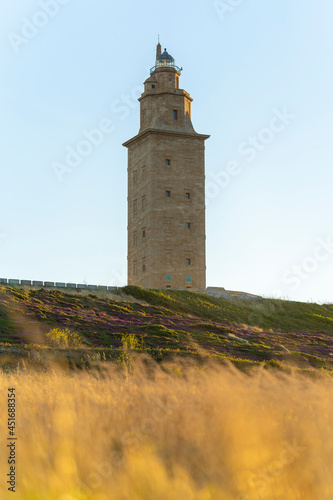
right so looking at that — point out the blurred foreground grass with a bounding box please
[0,359,332,499]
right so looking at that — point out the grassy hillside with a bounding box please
[2,286,332,498]
[0,284,332,373]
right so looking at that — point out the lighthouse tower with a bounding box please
[123,42,209,291]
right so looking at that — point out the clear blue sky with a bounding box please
[1,0,332,303]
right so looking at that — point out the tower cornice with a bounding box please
[123,128,210,148]
[139,89,193,102]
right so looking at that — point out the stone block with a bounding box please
[205,287,231,299]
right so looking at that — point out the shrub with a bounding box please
[121,334,140,351]
[45,328,82,348]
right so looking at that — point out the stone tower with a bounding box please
[123,43,209,291]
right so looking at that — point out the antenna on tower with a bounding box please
[156,36,162,59]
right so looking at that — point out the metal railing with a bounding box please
[150,62,182,74]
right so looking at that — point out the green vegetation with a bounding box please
[0,284,332,375]
[122,285,333,333]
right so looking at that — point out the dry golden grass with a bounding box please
[1,359,333,500]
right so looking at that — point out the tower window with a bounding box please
[151,84,156,88]
[166,159,171,166]
[186,222,191,229]
[142,229,146,240]
[142,258,146,273]
[173,110,178,121]
[166,285,171,288]
[186,276,192,283]
[186,192,190,200]
[186,258,191,266]
[169,78,172,82]
[165,249,171,265]
[166,190,171,198]
[165,218,171,232]
[166,274,172,281]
